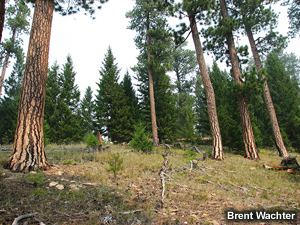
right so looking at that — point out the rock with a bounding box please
[49,181,58,187]
[202,213,209,218]
[69,184,79,191]
[83,182,97,186]
[56,184,64,190]
[56,171,63,176]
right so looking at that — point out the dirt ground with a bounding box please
[0,146,300,225]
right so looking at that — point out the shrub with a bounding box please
[84,131,100,148]
[106,154,124,178]
[130,123,153,153]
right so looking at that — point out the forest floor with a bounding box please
[0,144,299,225]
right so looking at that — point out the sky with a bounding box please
[3,0,300,97]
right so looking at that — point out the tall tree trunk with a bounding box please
[5,0,54,172]
[0,0,4,43]
[219,0,259,159]
[0,28,17,99]
[189,13,223,160]
[146,17,159,146]
[245,25,289,157]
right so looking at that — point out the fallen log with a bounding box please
[263,164,300,173]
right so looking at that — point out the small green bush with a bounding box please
[183,148,196,162]
[130,123,153,153]
[84,131,100,148]
[106,154,124,178]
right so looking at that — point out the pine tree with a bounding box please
[127,0,177,142]
[6,0,109,172]
[0,51,24,144]
[229,0,289,157]
[0,0,31,98]
[95,47,133,143]
[80,86,95,133]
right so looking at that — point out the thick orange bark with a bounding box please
[189,14,223,160]
[219,0,259,159]
[146,15,159,146]
[245,24,289,157]
[5,0,54,172]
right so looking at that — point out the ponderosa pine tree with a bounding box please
[0,51,24,144]
[80,86,95,133]
[173,0,224,159]
[229,0,289,157]
[202,0,259,159]
[127,0,174,145]
[0,0,31,99]
[6,0,108,172]
[95,47,133,143]
[127,0,177,143]
[5,0,54,172]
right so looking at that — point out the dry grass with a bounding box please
[0,144,299,224]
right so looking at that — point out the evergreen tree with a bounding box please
[173,45,198,140]
[6,0,109,172]
[0,51,24,144]
[127,0,177,142]
[266,51,300,150]
[95,47,133,143]
[55,55,83,144]
[121,71,139,132]
[0,0,31,99]
[44,61,60,143]
[80,86,95,133]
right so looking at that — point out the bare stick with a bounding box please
[228,182,249,194]
[189,160,193,172]
[164,144,172,155]
[12,213,38,225]
[119,210,143,215]
[159,153,169,205]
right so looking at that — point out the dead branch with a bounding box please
[228,182,249,194]
[159,153,169,205]
[119,210,143,215]
[174,183,201,190]
[189,160,193,172]
[117,149,134,154]
[34,218,46,225]
[246,183,267,191]
[190,211,202,215]
[164,144,172,155]
[205,180,231,191]
[54,210,70,217]
[263,164,299,171]
[192,146,201,153]
[12,213,38,225]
